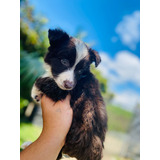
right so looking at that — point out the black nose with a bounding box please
[64,80,73,89]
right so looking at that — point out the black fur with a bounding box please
[35,77,69,101]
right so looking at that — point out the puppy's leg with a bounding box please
[78,135,103,160]
[90,135,103,160]
[31,83,43,103]
[34,77,69,102]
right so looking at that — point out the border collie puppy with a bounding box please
[31,29,107,160]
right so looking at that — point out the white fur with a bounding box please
[73,38,88,67]
[31,84,42,102]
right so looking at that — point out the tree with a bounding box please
[20,0,48,101]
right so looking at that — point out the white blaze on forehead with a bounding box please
[73,38,88,66]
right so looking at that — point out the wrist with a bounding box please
[40,128,65,148]
[20,128,65,160]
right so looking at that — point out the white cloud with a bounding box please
[97,51,140,110]
[98,51,140,86]
[115,11,140,50]
[112,90,140,111]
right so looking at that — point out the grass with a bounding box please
[20,122,42,146]
[107,104,133,133]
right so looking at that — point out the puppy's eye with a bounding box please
[78,69,83,74]
[61,59,70,67]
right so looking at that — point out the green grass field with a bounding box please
[107,104,133,133]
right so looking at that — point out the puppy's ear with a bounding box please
[48,29,69,46]
[89,48,101,67]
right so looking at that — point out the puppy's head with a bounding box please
[44,28,101,90]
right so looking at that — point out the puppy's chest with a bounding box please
[70,86,92,119]
[70,78,95,111]
[70,88,85,109]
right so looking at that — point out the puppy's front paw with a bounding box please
[31,84,43,103]
[34,94,43,102]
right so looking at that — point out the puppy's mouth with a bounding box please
[57,82,76,91]
[58,85,74,91]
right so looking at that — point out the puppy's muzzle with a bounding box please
[64,80,73,89]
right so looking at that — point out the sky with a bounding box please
[29,0,140,111]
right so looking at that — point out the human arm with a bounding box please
[20,95,73,160]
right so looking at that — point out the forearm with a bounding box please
[20,130,64,160]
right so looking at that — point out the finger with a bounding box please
[41,94,46,105]
[41,94,55,107]
[63,94,71,104]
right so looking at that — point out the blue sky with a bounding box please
[29,0,140,111]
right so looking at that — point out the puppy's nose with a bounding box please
[64,80,73,89]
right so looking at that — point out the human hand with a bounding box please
[41,94,73,146]
[20,95,73,160]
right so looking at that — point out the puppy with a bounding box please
[31,29,107,160]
